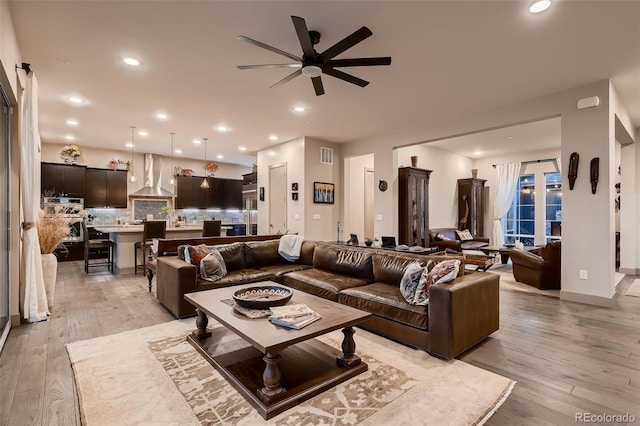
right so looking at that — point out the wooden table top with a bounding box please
[184,282,371,354]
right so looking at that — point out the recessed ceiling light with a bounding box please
[138,130,148,136]
[238,146,247,152]
[474,151,482,156]
[215,125,231,133]
[64,135,75,141]
[216,154,224,159]
[529,0,551,14]
[154,112,168,120]
[269,134,278,141]
[125,143,134,148]
[293,106,305,113]
[507,136,513,139]
[193,139,202,144]
[123,57,140,66]
[68,96,84,104]
[66,119,79,126]
[174,149,183,154]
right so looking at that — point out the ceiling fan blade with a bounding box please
[270,69,302,88]
[238,35,301,62]
[311,76,325,96]
[327,57,391,67]
[323,67,369,87]
[237,63,301,69]
[291,16,316,59]
[320,26,373,61]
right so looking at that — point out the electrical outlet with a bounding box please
[376,214,383,221]
[579,269,588,280]
[312,214,320,220]
[294,214,300,220]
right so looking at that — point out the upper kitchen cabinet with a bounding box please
[85,168,128,208]
[176,176,243,209]
[221,179,243,209]
[41,162,86,197]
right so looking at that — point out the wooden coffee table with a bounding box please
[481,245,543,264]
[184,283,372,420]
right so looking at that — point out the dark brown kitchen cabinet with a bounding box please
[398,167,432,247]
[221,179,243,209]
[176,176,243,209]
[41,162,86,197]
[84,168,128,208]
[175,176,195,209]
[457,178,486,237]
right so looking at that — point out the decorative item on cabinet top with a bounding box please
[108,159,130,170]
[61,144,81,164]
[204,161,219,177]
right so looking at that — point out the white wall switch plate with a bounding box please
[376,214,383,221]
[312,214,320,220]
[579,269,588,280]
[294,213,300,220]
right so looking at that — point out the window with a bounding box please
[545,172,562,242]
[504,174,535,246]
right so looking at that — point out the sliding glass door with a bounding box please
[0,84,11,352]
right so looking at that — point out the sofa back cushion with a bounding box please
[299,241,316,265]
[212,242,245,271]
[244,240,282,268]
[373,254,433,286]
[313,243,373,281]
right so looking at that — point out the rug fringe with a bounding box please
[476,380,516,426]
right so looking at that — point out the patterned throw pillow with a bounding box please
[187,244,210,270]
[427,259,461,286]
[436,233,452,241]
[456,229,474,241]
[200,249,227,282]
[399,262,429,306]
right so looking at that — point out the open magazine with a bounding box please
[268,303,321,329]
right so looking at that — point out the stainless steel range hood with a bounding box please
[130,153,174,198]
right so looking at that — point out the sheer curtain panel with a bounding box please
[493,163,521,247]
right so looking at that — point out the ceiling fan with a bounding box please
[237,16,391,96]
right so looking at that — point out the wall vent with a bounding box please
[320,147,334,165]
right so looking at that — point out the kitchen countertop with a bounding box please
[93,224,204,233]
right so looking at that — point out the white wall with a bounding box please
[344,153,373,241]
[342,80,627,305]
[0,0,24,99]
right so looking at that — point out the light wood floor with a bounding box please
[1,261,639,425]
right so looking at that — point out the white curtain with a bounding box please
[20,73,49,322]
[493,162,522,247]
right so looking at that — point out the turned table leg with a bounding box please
[192,308,212,339]
[258,352,286,403]
[146,269,154,292]
[337,326,361,367]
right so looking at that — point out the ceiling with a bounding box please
[8,1,640,166]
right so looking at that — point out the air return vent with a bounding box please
[320,147,334,165]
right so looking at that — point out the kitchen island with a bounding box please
[94,224,224,274]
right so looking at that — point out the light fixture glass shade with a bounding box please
[201,137,210,189]
[302,65,322,78]
[200,178,209,189]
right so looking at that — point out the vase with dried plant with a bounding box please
[37,209,73,308]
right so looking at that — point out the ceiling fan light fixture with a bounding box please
[301,65,322,78]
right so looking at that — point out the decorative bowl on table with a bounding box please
[232,285,293,309]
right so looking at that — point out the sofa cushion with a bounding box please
[313,243,374,281]
[339,283,428,330]
[213,242,245,271]
[299,241,316,265]
[244,239,283,268]
[197,268,274,290]
[282,268,371,301]
[427,259,460,285]
[258,264,312,279]
[456,229,473,241]
[399,262,429,306]
[373,253,433,286]
[186,244,210,270]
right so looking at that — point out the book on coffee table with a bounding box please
[269,304,321,329]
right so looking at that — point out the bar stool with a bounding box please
[82,220,115,273]
[134,220,166,274]
[202,220,221,237]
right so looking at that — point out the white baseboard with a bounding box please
[560,290,613,307]
[618,267,638,275]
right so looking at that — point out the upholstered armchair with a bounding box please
[510,241,561,289]
[429,228,489,252]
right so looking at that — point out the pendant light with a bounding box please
[201,137,210,189]
[169,132,175,185]
[129,126,136,183]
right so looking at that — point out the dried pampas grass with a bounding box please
[37,209,72,254]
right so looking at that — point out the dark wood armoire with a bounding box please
[398,167,432,246]
[457,178,486,237]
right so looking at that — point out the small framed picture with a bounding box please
[291,182,298,191]
[313,182,335,204]
[292,192,298,201]
[259,187,265,201]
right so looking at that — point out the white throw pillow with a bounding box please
[200,249,227,282]
[399,262,430,306]
[456,229,474,241]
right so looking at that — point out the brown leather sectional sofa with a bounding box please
[156,238,500,359]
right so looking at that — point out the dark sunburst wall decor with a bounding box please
[568,152,579,190]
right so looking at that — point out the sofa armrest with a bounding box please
[431,240,462,252]
[157,257,198,319]
[428,272,499,359]
[472,237,490,243]
[509,249,543,269]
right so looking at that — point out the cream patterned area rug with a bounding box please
[66,320,515,425]
[626,279,640,297]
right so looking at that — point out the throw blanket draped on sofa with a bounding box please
[278,234,306,261]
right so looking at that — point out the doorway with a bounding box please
[364,168,375,239]
[344,154,375,241]
[0,82,11,352]
[269,164,287,234]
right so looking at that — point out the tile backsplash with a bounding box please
[86,207,248,225]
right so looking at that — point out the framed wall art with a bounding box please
[313,182,335,204]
